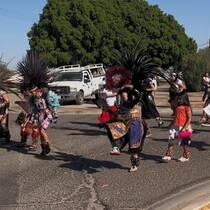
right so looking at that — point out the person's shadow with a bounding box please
[53,151,128,173]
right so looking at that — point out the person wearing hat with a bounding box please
[168,72,186,115]
[16,51,56,155]
[28,86,52,155]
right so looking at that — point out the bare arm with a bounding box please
[106,92,117,97]
[3,93,10,104]
[181,108,192,131]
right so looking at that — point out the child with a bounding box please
[162,91,192,162]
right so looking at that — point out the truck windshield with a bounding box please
[54,72,82,82]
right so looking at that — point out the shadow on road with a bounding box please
[54,151,127,173]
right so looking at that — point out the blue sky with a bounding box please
[0,0,46,69]
[147,0,210,47]
[0,0,210,70]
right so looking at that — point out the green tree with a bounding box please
[184,47,210,91]
[28,0,197,68]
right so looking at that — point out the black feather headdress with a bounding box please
[120,38,175,89]
[16,51,51,92]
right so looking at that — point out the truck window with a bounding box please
[84,72,90,81]
[54,72,82,82]
[91,68,104,77]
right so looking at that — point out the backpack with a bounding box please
[46,90,60,122]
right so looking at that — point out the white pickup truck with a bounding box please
[49,63,105,104]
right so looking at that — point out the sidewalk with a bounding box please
[151,180,210,210]
[8,84,204,115]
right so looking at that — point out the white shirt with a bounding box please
[203,76,210,85]
[102,89,116,106]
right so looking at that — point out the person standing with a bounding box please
[97,87,117,125]
[143,73,163,127]
[29,86,52,155]
[168,72,186,115]
[0,90,11,142]
[16,51,55,155]
[162,92,192,162]
[107,87,145,172]
[97,87,119,154]
[199,95,210,124]
[201,72,210,102]
[16,89,40,149]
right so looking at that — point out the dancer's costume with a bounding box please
[0,68,19,142]
[16,51,59,155]
[97,66,131,154]
[168,65,186,113]
[0,90,11,141]
[106,38,177,171]
[107,87,144,167]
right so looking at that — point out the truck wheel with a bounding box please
[76,91,84,105]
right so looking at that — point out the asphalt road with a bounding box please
[0,111,210,210]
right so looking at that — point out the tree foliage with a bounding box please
[28,0,197,68]
[183,47,210,91]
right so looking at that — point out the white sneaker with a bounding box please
[178,157,189,162]
[146,132,152,137]
[162,156,172,161]
[110,147,120,155]
[201,123,210,127]
[129,165,138,172]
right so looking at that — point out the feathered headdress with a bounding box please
[169,62,188,80]
[16,51,51,92]
[120,38,176,89]
[105,65,131,90]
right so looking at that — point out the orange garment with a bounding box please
[174,105,191,127]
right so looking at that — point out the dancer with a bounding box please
[0,64,20,142]
[162,91,192,162]
[143,73,163,127]
[16,89,40,149]
[199,94,210,125]
[97,87,117,126]
[200,72,210,124]
[201,72,210,102]
[0,90,11,142]
[16,51,58,155]
[97,66,130,155]
[107,86,145,172]
[168,72,186,115]
[104,38,185,170]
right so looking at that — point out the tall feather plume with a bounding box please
[171,62,188,80]
[16,51,51,92]
[120,38,176,88]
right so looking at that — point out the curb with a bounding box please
[150,180,210,210]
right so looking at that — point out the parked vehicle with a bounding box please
[49,63,105,105]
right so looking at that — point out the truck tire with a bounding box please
[76,91,84,105]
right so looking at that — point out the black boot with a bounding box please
[5,131,11,143]
[17,136,27,147]
[129,155,140,172]
[40,142,51,156]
